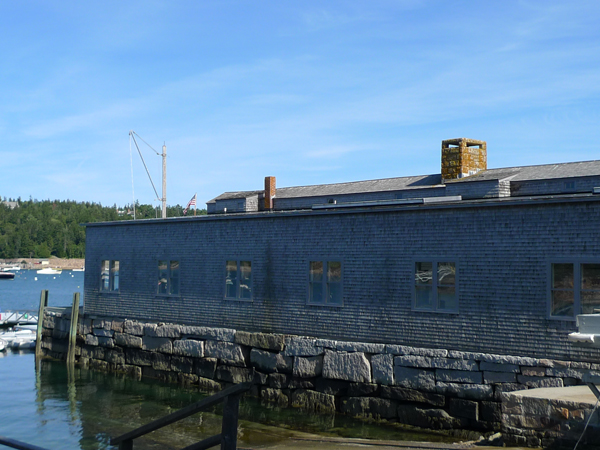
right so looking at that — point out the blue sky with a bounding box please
[2,1,600,209]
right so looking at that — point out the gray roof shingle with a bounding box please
[208,160,600,202]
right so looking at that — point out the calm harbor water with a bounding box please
[0,269,84,312]
[0,271,458,449]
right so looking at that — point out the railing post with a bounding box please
[119,440,133,450]
[220,393,241,450]
[66,293,80,365]
[35,290,49,359]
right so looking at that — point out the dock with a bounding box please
[503,384,600,447]
[0,311,38,328]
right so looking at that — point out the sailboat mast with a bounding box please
[162,143,167,219]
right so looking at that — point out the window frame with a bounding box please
[307,259,343,306]
[412,259,458,313]
[224,259,253,301]
[157,259,180,297]
[548,260,600,320]
[100,259,120,293]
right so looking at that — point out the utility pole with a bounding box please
[162,143,167,219]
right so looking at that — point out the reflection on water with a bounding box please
[0,351,457,450]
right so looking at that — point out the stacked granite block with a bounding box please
[502,386,600,449]
[40,311,600,444]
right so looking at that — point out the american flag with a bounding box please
[183,194,197,216]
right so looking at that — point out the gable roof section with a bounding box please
[207,190,263,203]
[448,160,600,183]
[276,174,443,199]
[208,160,600,203]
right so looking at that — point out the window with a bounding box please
[100,260,119,292]
[414,261,457,312]
[308,260,342,305]
[158,260,180,295]
[550,262,600,318]
[225,260,252,300]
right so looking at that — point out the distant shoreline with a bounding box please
[0,257,85,270]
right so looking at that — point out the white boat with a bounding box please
[1,266,20,271]
[37,268,62,275]
[0,327,36,348]
[72,268,85,272]
[10,336,35,350]
[0,339,6,352]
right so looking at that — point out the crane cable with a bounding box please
[129,131,162,203]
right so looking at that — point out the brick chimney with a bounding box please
[441,138,487,182]
[264,176,276,210]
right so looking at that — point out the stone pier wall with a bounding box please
[41,310,600,444]
[502,387,600,449]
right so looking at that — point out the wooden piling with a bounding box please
[221,393,241,450]
[66,292,80,365]
[35,290,49,359]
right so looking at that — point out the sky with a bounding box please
[2,1,600,209]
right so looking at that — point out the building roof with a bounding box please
[208,190,263,203]
[209,159,600,203]
[447,160,600,184]
[275,174,443,199]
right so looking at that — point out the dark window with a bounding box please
[158,260,180,295]
[414,261,457,312]
[225,260,252,300]
[308,260,342,305]
[100,260,119,292]
[552,262,600,318]
[551,263,574,317]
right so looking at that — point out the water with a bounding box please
[0,272,460,449]
[0,352,459,450]
[0,269,84,311]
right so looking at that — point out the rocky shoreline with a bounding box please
[0,257,85,270]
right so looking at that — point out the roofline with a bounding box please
[85,192,600,228]
[486,158,600,172]
[207,159,600,203]
[275,173,439,192]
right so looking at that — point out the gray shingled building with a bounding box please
[84,138,600,362]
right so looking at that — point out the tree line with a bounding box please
[0,198,206,259]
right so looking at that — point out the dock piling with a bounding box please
[35,290,49,359]
[66,292,80,365]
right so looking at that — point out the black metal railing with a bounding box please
[0,436,50,450]
[110,381,253,450]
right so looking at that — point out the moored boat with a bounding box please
[10,336,35,350]
[36,268,62,275]
[0,327,36,349]
[0,272,15,280]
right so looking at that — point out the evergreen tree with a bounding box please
[0,199,206,258]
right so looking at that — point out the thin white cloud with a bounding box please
[305,145,366,159]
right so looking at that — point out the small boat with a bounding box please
[0,327,36,348]
[0,272,15,280]
[72,268,85,272]
[0,339,6,352]
[1,266,20,271]
[37,268,62,275]
[10,336,35,350]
